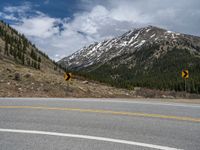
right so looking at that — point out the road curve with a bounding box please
[0,98,199,150]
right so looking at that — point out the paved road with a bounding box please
[0,98,200,150]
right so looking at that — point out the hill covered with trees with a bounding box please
[59,26,200,94]
[0,20,64,73]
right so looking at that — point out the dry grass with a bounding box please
[0,57,137,98]
[1,57,200,101]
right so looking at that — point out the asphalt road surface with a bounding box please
[0,98,200,150]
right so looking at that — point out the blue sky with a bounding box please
[0,0,200,61]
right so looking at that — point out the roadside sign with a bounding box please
[64,73,72,81]
[182,70,189,79]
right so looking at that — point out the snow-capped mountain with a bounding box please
[58,26,200,93]
[58,26,200,70]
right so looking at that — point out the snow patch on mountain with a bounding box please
[130,41,138,47]
[135,40,146,48]
[150,34,156,38]
[146,28,151,32]
[58,26,191,70]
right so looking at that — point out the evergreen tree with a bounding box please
[21,54,25,65]
[34,61,37,69]
[27,58,30,66]
[13,48,17,59]
[38,57,41,63]
[22,45,26,53]
[4,40,9,56]
[17,51,22,60]
[37,63,40,70]
[9,46,13,56]
[31,49,37,60]
[0,45,2,53]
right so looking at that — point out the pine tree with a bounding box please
[21,54,25,65]
[4,40,9,56]
[17,51,22,60]
[31,60,34,68]
[0,45,2,53]
[31,49,37,60]
[22,45,26,53]
[37,63,40,70]
[9,45,13,56]
[38,57,41,63]
[34,62,37,69]
[13,48,17,59]
[27,58,30,66]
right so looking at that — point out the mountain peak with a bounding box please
[58,25,200,93]
[58,26,192,69]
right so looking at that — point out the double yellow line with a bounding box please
[0,105,200,123]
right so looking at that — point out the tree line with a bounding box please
[75,47,200,94]
[0,20,42,69]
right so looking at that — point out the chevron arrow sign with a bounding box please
[182,70,189,79]
[64,73,72,81]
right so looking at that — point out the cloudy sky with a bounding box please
[0,0,200,61]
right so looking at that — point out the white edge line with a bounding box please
[0,98,200,108]
[0,129,182,150]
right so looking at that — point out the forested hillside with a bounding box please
[0,20,63,73]
[59,26,200,94]
[77,47,200,93]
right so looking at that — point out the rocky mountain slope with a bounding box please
[0,57,139,98]
[59,26,200,93]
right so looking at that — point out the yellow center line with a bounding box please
[0,105,200,123]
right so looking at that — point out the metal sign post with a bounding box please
[185,78,186,92]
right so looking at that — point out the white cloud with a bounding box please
[13,15,61,38]
[7,4,137,61]
[3,5,30,14]
[0,0,200,61]
[3,2,31,19]
[0,12,18,21]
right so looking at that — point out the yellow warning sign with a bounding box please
[182,70,189,79]
[64,73,72,81]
